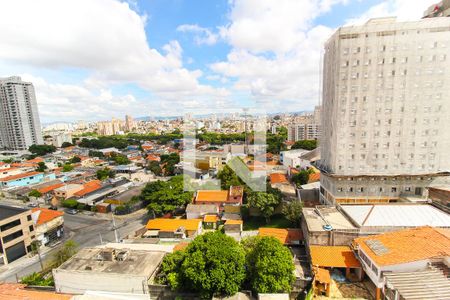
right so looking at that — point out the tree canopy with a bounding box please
[140,175,193,215]
[291,170,310,187]
[243,236,295,293]
[29,144,56,156]
[28,189,42,198]
[159,231,246,298]
[96,168,115,180]
[36,162,47,172]
[291,140,317,150]
[217,165,244,190]
[62,163,74,172]
[247,188,282,223]
[282,200,303,226]
[61,142,73,148]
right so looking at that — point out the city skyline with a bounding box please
[0,0,439,123]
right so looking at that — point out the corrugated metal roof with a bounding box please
[341,204,450,227]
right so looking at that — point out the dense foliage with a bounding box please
[160,232,246,298]
[266,132,287,154]
[160,153,180,176]
[36,162,47,172]
[282,201,303,226]
[140,175,193,215]
[197,132,246,145]
[78,137,131,149]
[61,142,73,148]
[62,199,78,209]
[291,170,310,187]
[28,144,56,156]
[247,190,282,223]
[291,140,317,150]
[28,189,42,198]
[52,240,78,268]
[62,163,74,172]
[21,272,54,286]
[109,153,130,165]
[96,168,115,180]
[70,156,81,163]
[243,236,295,293]
[217,165,244,190]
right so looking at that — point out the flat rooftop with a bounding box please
[340,204,450,228]
[57,247,165,277]
[303,207,356,232]
[0,205,28,221]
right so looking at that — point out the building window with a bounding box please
[27,215,32,221]
[391,187,397,193]
[3,230,23,243]
[29,225,34,232]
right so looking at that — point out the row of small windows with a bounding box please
[337,186,420,193]
[342,41,446,53]
[338,164,436,171]
[340,106,442,115]
[343,118,440,127]
[340,153,437,160]
[341,141,438,149]
[341,54,447,67]
[342,129,439,137]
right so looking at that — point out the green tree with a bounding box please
[161,232,246,298]
[244,236,295,293]
[36,161,47,172]
[70,156,81,163]
[217,165,243,190]
[62,163,74,172]
[96,168,115,180]
[88,150,105,158]
[21,272,54,286]
[140,176,193,215]
[282,201,303,226]
[28,144,56,156]
[291,140,317,150]
[62,199,78,209]
[247,191,281,223]
[28,189,42,198]
[147,161,162,176]
[291,170,309,187]
[52,240,78,268]
[110,153,130,165]
[61,142,73,148]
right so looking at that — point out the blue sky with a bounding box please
[0,0,436,123]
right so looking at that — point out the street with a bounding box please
[0,209,149,282]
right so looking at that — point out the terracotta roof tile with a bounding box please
[354,226,450,266]
[32,208,64,225]
[258,228,303,245]
[308,172,320,183]
[38,183,65,194]
[146,218,202,231]
[310,245,361,268]
[0,283,72,299]
[195,190,229,203]
[204,215,218,222]
[270,173,288,184]
[0,171,41,182]
[225,220,243,225]
[73,180,102,197]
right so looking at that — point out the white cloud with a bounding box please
[346,0,437,25]
[177,24,219,45]
[0,0,229,121]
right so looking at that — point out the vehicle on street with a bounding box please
[66,208,78,215]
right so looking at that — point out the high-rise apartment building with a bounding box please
[0,77,43,150]
[287,106,322,142]
[319,17,450,205]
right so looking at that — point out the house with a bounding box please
[203,215,219,229]
[73,180,103,197]
[185,204,219,219]
[301,207,357,247]
[194,186,243,212]
[258,228,303,245]
[0,172,55,188]
[54,184,83,199]
[269,173,296,198]
[0,205,35,265]
[280,149,311,169]
[53,247,165,295]
[309,245,363,283]
[145,218,202,239]
[353,226,450,300]
[224,220,243,234]
[104,186,144,211]
[31,208,64,247]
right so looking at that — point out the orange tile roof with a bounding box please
[73,180,102,197]
[0,283,72,300]
[225,220,243,225]
[310,245,361,268]
[146,154,160,161]
[195,190,229,203]
[146,218,202,231]
[38,182,65,194]
[354,226,450,267]
[32,208,64,225]
[258,228,303,245]
[0,171,41,182]
[270,173,288,184]
[27,157,44,163]
[314,267,331,284]
[204,215,218,222]
[308,172,320,183]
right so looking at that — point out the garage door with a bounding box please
[6,241,26,263]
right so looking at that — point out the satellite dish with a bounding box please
[323,224,333,231]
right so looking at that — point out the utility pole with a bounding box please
[111,213,120,242]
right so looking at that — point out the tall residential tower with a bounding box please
[0,77,43,150]
[319,17,450,205]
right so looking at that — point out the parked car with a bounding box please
[27,202,38,208]
[66,208,78,215]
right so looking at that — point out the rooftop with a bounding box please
[56,247,165,277]
[0,171,41,182]
[195,190,229,202]
[341,204,450,228]
[185,203,218,213]
[270,173,289,184]
[204,215,218,222]
[146,218,202,231]
[0,283,72,300]
[0,205,28,221]
[354,226,450,266]
[32,208,64,225]
[258,228,303,245]
[73,180,102,197]
[303,207,356,232]
[310,245,361,268]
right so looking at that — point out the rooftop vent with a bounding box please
[366,239,389,256]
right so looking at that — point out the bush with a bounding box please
[62,199,78,209]
[21,272,54,286]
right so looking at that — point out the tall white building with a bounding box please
[319,17,450,205]
[0,77,43,150]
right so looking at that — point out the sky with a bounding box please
[0,0,437,123]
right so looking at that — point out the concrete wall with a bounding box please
[53,270,150,294]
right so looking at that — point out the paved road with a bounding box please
[0,210,149,282]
